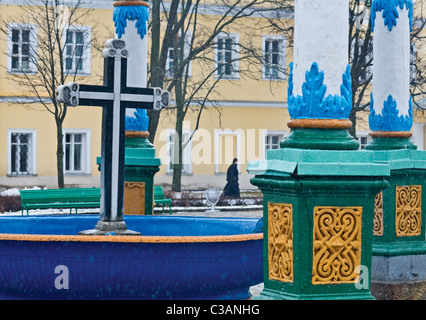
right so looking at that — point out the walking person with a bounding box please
[223,158,240,198]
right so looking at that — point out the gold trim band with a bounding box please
[369,131,412,138]
[125,130,150,138]
[288,119,353,130]
[0,233,263,243]
[113,1,149,7]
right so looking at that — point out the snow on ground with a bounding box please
[0,186,45,197]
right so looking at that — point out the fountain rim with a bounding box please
[0,233,263,243]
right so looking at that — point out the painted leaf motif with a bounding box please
[371,0,413,32]
[113,5,150,39]
[369,94,413,131]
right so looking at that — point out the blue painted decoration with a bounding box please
[369,94,413,131]
[288,62,352,120]
[113,5,150,39]
[371,0,413,32]
[125,108,149,131]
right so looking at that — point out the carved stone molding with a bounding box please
[124,182,146,215]
[268,203,294,283]
[395,185,422,237]
[374,191,384,236]
[312,206,363,284]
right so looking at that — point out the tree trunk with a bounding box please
[172,105,185,192]
[56,118,65,189]
[349,110,357,139]
[171,123,183,192]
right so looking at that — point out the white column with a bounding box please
[113,6,149,119]
[292,0,349,98]
[372,3,412,118]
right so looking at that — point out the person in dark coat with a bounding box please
[223,158,240,198]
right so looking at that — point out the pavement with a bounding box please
[160,208,263,219]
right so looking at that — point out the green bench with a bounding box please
[154,186,172,214]
[19,188,101,216]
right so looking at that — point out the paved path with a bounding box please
[165,209,263,219]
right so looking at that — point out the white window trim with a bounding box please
[166,129,193,175]
[166,31,193,79]
[262,35,286,81]
[214,129,242,174]
[214,32,240,80]
[62,25,91,76]
[7,129,37,176]
[356,131,372,150]
[262,130,287,159]
[63,129,91,175]
[7,23,38,74]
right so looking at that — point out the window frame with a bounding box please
[356,131,372,150]
[62,25,91,76]
[166,31,193,79]
[63,129,91,175]
[166,129,193,175]
[7,23,38,74]
[7,129,37,176]
[262,130,287,159]
[262,35,286,81]
[214,32,240,80]
[214,129,242,174]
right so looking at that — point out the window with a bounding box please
[166,130,192,174]
[356,133,371,150]
[263,36,286,80]
[63,26,91,75]
[7,129,36,176]
[215,33,239,79]
[265,134,283,150]
[166,32,192,78]
[63,130,90,174]
[214,130,242,174]
[7,23,37,73]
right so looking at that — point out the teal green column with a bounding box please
[248,147,389,300]
[247,0,391,299]
[124,132,161,215]
[365,0,426,300]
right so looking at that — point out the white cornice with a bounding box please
[0,0,293,19]
[0,96,288,108]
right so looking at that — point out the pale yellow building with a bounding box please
[1,0,426,191]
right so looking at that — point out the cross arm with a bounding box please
[56,82,170,110]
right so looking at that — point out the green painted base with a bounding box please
[373,242,426,257]
[365,137,417,150]
[253,288,375,300]
[125,136,154,149]
[281,128,360,150]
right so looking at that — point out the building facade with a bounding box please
[1,0,426,191]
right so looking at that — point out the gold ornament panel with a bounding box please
[395,185,422,237]
[268,203,293,283]
[373,191,384,236]
[312,206,362,285]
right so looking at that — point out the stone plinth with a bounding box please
[247,148,389,300]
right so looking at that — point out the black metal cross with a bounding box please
[56,39,169,224]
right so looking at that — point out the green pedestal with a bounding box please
[365,140,426,299]
[96,135,161,215]
[247,131,390,300]
[124,136,161,215]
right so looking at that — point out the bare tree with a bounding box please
[147,0,293,191]
[0,0,105,188]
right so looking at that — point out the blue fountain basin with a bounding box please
[0,215,263,300]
